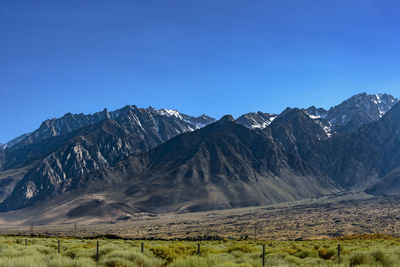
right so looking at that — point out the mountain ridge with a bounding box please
[4,106,215,149]
[1,92,399,218]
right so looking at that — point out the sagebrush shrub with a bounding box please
[318,247,336,260]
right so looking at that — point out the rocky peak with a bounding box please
[305,106,328,119]
[219,114,235,123]
[304,93,399,136]
[328,93,397,123]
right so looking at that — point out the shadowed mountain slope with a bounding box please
[308,102,400,189]
[0,116,339,212]
[266,108,329,160]
[108,115,339,213]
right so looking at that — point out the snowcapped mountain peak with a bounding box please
[304,93,399,137]
[157,109,183,119]
[340,93,398,118]
[237,93,397,135]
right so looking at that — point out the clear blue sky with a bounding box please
[1,0,400,143]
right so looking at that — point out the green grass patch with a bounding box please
[0,236,400,266]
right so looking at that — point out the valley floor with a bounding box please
[0,192,400,240]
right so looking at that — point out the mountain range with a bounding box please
[1,93,400,222]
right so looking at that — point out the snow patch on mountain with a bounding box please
[322,125,332,138]
[250,116,277,129]
[157,109,183,119]
[236,112,277,130]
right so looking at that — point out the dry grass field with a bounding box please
[1,235,400,266]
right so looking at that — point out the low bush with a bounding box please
[318,247,336,260]
[293,248,317,259]
[149,243,196,263]
[348,252,373,266]
[99,250,162,267]
[371,250,395,267]
[226,244,256,254]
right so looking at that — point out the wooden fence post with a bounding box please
[262,244,265,266]
[25,238,27,247]
[96,241,99,261]
[197,243,201,256]
[58,240,60,253]
[338,243,341,262]
[141,242,144,253]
